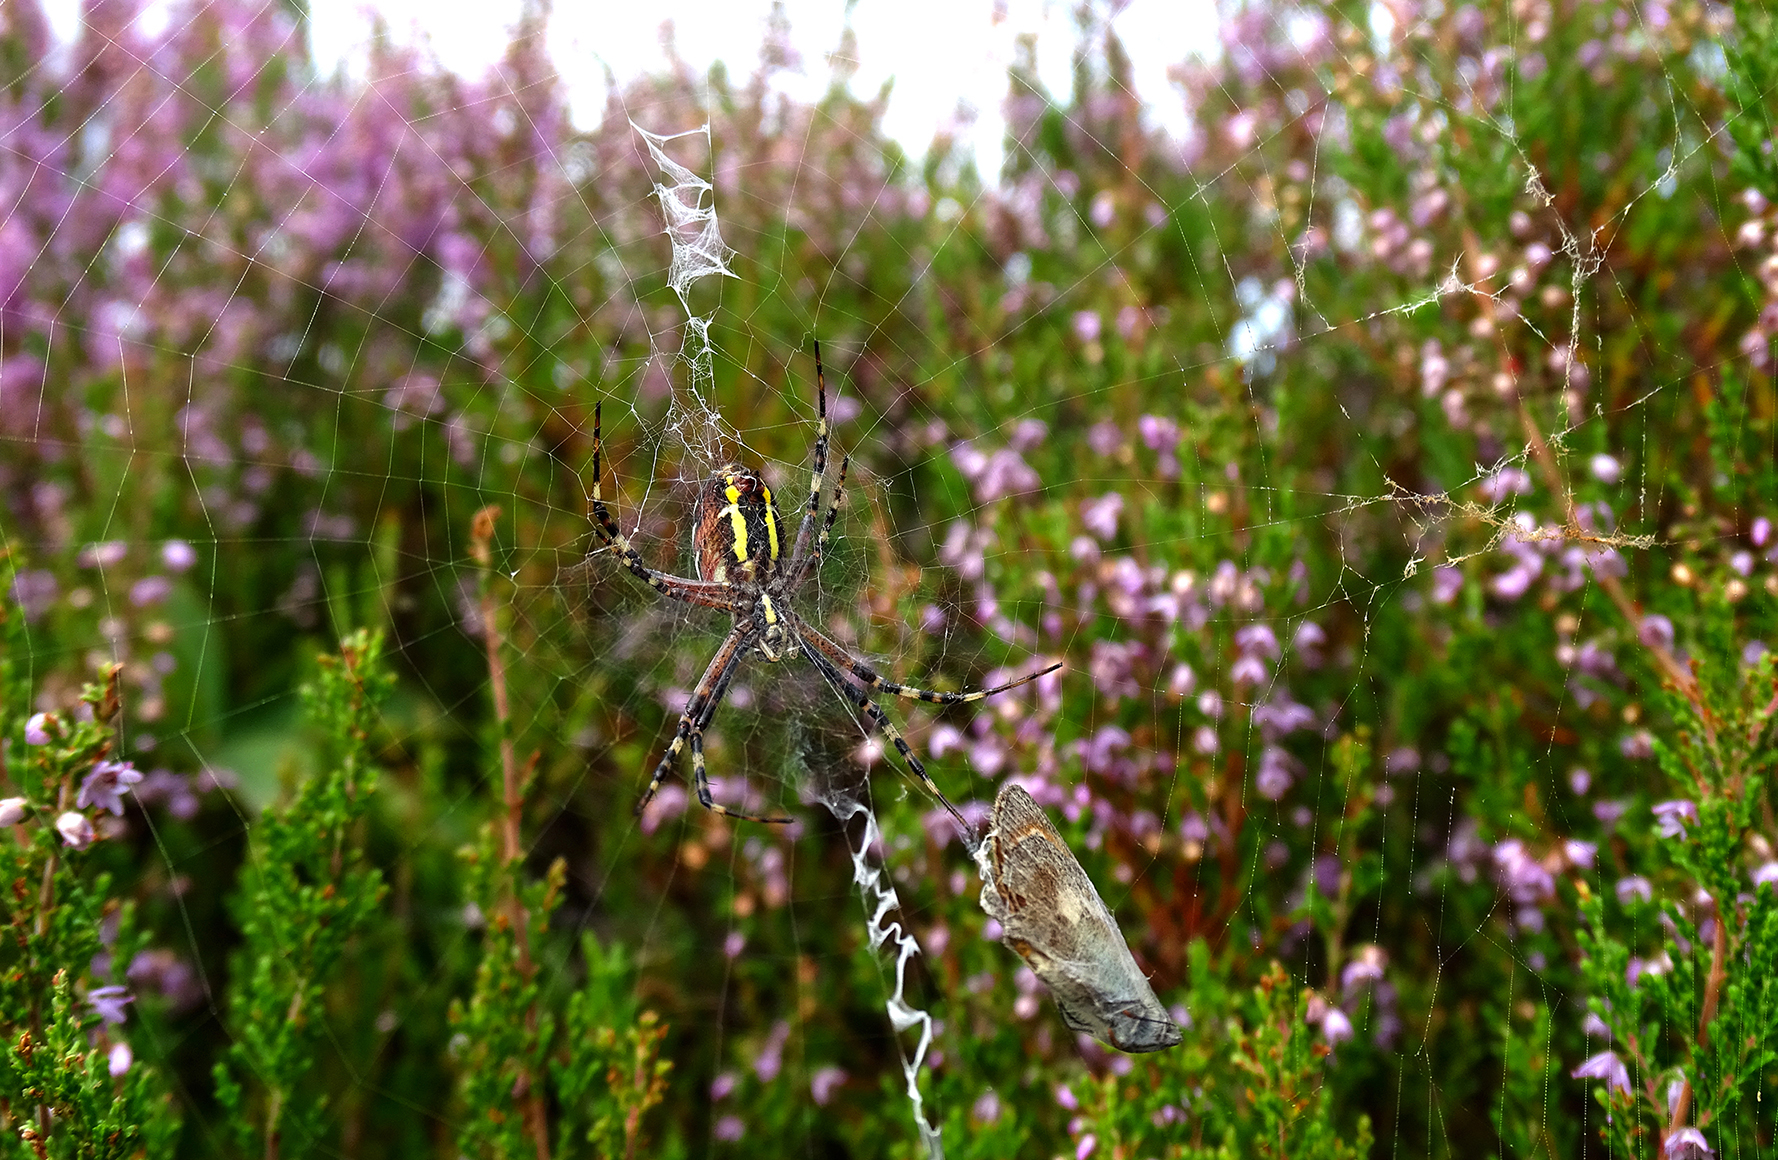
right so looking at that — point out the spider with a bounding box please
[590,342,1061,827]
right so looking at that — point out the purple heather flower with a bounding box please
[56,812,95,849]
[161,540,197,571]
[1054,1083,1080,1111]
[713,1114,745,1142]
[1628,953,1673,986]
[1208,560,1239,605]
[1616,877,1653,903]
[1583,1012,1612,1038]
[1431,566,1463,605]
[638,784,688,835]
[1341,947,1387,994]
[1564,840,1598,869]
[1234,624,1280,659]
[1490,565,1536,601]
[1571,1050,1631,1096]
[1570,767,1592,795]
[1321,1007,1354,1046]
[1137,415,1182,476]
[1197,690,1224,719]
[1638,614,1675,650]
[1653,800,1698,839]
[88,985,133,1025]
[108,1041,133,1076]
[1009,419,1049,452]
[1180,812,1209,844]
[1590,454,1623,483]
[10,570,58,621]
[1753,517,1773,548]
[25,713,53,745]
[1620,730,1655,760]
[1086,421,1122,456]
[723,931,746,959]
[77,541,128,569]
[1255,747,1296,800]
[1384,747,1420,776]
[972,1089,1002,1123]
[129,576,172,607]
[1492,840,1556,905]
[810,1066,847,1106]
[1292,620,1327,663]
[1754,862,1778,887]
[1075,1133,1098,1160]
[0,798,25,827]
[1745,641,1769,667]
[1080,492,1124,540]
[1665,1127,1712,1158]
[1479,468,1533,503]
[1071,311,1102,343]
[1253,697,1316,737]
[1730,551,1755,577]
[78,762,143,817]
[753,1021,789,1083]
[1191,725,1219,754]
[1230,653,1269,687]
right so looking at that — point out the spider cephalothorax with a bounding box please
[590,342,1060,826]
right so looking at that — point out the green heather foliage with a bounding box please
[3,0,1778,1156]
[211,629,390,1159]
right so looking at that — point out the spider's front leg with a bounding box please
[590,401,732,610]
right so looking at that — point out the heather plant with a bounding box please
[0,0,1776,1155]
[1571,623,1778,1158]
[0,558,179,1156]
[211,628,391,1159]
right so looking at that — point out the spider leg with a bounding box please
[789,452,849,590]
[797,621,1063,705]
[785,341,832,579]
[686,632,792,823]
[691,728,793,825]
[635,629,747,816]
[591,400,735,610]
[804,644,969,831]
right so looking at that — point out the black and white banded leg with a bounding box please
[799,623,1061,707]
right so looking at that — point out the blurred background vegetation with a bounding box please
[2,0,1777,1156]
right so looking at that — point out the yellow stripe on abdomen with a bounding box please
[762,486,780,560]
[722,481,749,562]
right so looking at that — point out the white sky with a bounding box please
[46,0,1220,180]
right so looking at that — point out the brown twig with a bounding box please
[468,506,551,1160]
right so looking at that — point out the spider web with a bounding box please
[0,0,1763,1156]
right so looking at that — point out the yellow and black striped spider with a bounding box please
[591,343,1060,826]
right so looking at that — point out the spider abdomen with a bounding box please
[694,466,783,584]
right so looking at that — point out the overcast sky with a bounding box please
[43,0,1220,179]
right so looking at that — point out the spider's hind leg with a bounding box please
[690,727,793,825]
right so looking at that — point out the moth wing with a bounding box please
[988,784,1179,1051]
[989,784,1127,968]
